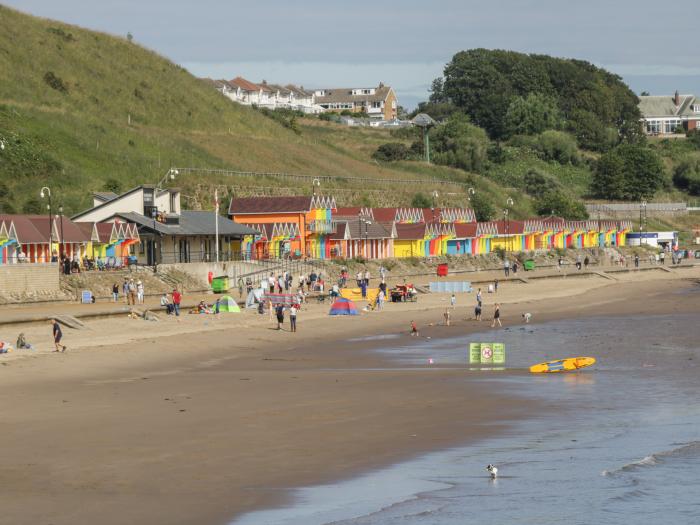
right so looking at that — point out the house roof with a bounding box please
[228,76,262,92]
[490,220,525,235]
[54,216,92,242]
[265,83,291,95]
[0,214,50,243]
[639,94,698,118]
[285,84,313,97]
[93,191,119,203]
[453,223,478,238]
[334,219,390,240]
[111,211,258,237]
[229,196,314,215]
[315,85,393,104]
[395,223,426,240]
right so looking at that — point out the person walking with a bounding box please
[377,289,385,310]
[476,288,482,306]
[268,273,275,294]
[172,288,182,317]
[576,254,582,270]
[364,268,371,286]
[494,279,499,293]
[512,261,518,274]
[289,304,297,332]
[122,279,129,304]
[410,320,419,337]
[584,256,590,270]
[659,251,665,265]
[450,293,456,308]
[474,302,482,321]
[504,259,510,277]
[127,279,137,305]
[444,308,451,326]
[112,283,119,303]
[491,303,502,328]
[634,253,640,268]
[50,318,66,352]
[356,271,362,287]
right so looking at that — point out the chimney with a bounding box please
[674,90,680,106]
[379,82,385,88]
[262,79,267,85]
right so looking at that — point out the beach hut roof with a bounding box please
[395,223,426,240]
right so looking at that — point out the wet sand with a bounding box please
[0,267,699,524]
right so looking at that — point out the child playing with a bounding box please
[410,320,419,337]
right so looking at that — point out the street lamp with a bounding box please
[40,187,53,262]
[365,219,372,258]
[151,207,158,266]
[58,205,65,259]
[640,200,647,247]
[505,197,514,255]
[157,168,178,189]
[312,178,321,196]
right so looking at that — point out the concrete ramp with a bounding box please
[55,315,87,330]
[591,270,617,281]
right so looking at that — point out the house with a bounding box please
[314,83,398,121]
[229,195,337,259]
[203,77,322,114]
[639,91,700,135]
[72,186,256,265]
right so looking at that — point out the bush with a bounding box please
[535,130,578,164]
[504,93,562,137]
[688,129,700,149]
[319,112,339,122]
[429,114,489,172]
[524,168,561,197]
[23,196,43,214]
[373,142,410,161]
[470,192,495,221]
[672,158,700,195]
[411,192,432,208]
[43,71,69,93]
[534,191,588,220]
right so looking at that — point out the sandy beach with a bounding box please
[1,266,699,525]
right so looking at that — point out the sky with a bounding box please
[4,0,700,109]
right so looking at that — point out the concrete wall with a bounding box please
[157,260,269,286]
[0,263,59,296]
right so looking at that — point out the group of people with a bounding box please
[113,278,145,305]
[159,289,182,316]
[273,302,299,332]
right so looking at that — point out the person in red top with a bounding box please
[410,320,419,337]
[172,288,182,317]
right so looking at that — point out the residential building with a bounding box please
[72,186,256,265]
[314,83,398,121]
[639,91,700,135]
[203,76,322,114]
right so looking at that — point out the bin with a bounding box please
[211,276,230,293]
[436,263,448,277]
[523,259,536,271]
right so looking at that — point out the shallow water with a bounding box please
[233,315,700,525]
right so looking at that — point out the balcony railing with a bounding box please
[306,220,335,234]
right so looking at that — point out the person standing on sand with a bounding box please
[172,288,181,317]
[450,293,456,308]
[410,320,419,337]
[136,279,144,304]
[660,251,665,265]
[494,279,499,293]
[491,303,502,328]
[444,308,451,326]
[289,304,297,332]
[476,288,482,306]
[127,279,137,305]
[504,259,510,277]
[112,283,119,303]
[122,279,129,304]
[364,268,371,286]
[634,254,640,268]
[474,302,482,321]
[50,319,66,352]
[275,304,285,330]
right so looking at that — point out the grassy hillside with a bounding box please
[0,5,541,217]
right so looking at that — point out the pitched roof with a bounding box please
[93,191,119,203]
[639,94,698,118]
[228,76,263,92]
[111,212,258,237]
[285,84,313,97]
[54,216,92,242]
[0,214,49,243]
[395,223,426,240]
[453,223,478,238]
[334,219,390,240]
[229,196,314,215]
[315,85,393,104]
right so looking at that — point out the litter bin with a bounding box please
[523,259,536,271]
[436,263,448,277]
[211,276,230,293]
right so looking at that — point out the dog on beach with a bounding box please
[486,464,498,479]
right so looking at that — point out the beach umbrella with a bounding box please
[329,297,358,316]
[218,295,240,313]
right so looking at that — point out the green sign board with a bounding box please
[469,342,506,364]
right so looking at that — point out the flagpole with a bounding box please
[214,188,220,263]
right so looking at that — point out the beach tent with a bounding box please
[218,295,241,313]
[329,297,359,316]
[245,287,266,309]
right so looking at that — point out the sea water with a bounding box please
[232,315,700,525]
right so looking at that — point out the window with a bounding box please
[645,120,661,134]
[663,119,681,133]
[371,101,381,108]
[363,89,371,95]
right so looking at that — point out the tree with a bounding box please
[428,77,447,103]
[411,192,432,208]
[429,114,489,172]
[640,91,650,96]
[687,129,700,149]
[504,93,562,136]
[672,158,700,195]
[524,168,560,197]
[103,178,122,194]
[469,192,495,221]
[534,130,578,164]
[534,191,588,220]
[592,144,666,200]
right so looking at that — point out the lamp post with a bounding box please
[505,197,514,256]
[312,178,321,196]
[40,187,53,262]
[58,205,65,259]
[151,207,158,266]
[639,200,647,247]
[365,219,372,259]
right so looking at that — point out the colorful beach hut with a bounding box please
[329,297,358,316]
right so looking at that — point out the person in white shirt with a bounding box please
[289,305,298,332]
[136,280,144,304]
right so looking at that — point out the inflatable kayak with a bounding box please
[529,356,596,374]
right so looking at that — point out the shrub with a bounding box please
[373,142,410,161]
[591,144,666,200]
[672,158,700,195]
[534,191,588,220]
[470,192,495,221]
[411,192,432,208]
[524,168,561,197]
[43,71,68,93]
[687,129,700,149]
[534,130,578,164]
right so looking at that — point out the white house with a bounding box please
[73,185,257,265]
[204,76,322,114]
[639,91,700,135]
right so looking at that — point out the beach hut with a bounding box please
[329,297,358,316]
[218,295,241,313]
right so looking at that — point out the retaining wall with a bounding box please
[0,263,60,296]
